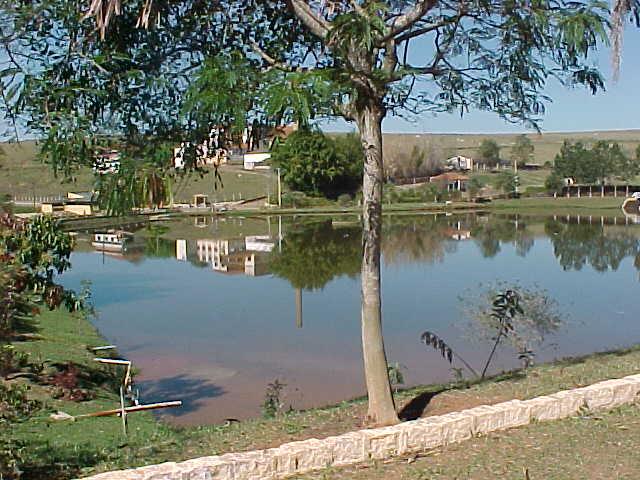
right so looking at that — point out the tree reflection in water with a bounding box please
[269,220,361,290]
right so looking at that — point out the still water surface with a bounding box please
[61,213,640,425]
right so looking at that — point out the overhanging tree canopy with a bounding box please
[1,0,636,425]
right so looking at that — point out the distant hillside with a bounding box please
[381,129,640,169]
[2,130,639,197]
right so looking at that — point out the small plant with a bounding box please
[0,345,29,378]
[387,362,406,393]
[0,383,41,423]
[420,331,479,379]
[337,193,352,207]
[422,286,562,379]
[46,363,95,402]
[261,379,286,419]
[480,289,523,378]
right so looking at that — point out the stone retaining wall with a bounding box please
[83,374,640,480]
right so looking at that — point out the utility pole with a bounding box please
[277,168,282,208]
[295,287,303,329]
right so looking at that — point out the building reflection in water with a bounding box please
[177,236,275,277]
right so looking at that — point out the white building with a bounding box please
[445,155,474,171]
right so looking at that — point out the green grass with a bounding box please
[0,141,275,202]
[10,304,640,478]
[489,196,624,214]
[296,403,640,480]
[472,168,552,189]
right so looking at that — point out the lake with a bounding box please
[60,212,640,425]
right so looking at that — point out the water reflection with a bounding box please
[63,212,640,424]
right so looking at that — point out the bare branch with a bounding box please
[382,0,439,43]
[286,0,330,39]
[348,0,366,17]
[250,40,294,72]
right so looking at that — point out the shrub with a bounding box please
[271,129,362,198]
[337,193,352,207]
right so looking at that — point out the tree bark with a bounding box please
[356,101,399,426]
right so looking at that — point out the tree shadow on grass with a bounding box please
[139,374,225,417]
[398,389,447,421]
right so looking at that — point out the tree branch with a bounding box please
[382,0,439,43]
[250,40,293,72]
[348,0,366,17]
[286,0,330,39]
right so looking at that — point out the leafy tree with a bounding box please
[2,0,614,425]
[272,129,362,197]
[478,140,501,168]
[495,171,517,196]
[545,171,565,193]
[467,176,485,199]
[554,141,597,183]
[511,135,535,167]
[554,140,632,184]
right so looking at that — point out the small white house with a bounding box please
[446,155,474,171]
[243,152,271,170]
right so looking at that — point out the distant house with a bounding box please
[429,172,469,192]
[41,192,94,216]
[243,152,271,170]
[93,150,120,174]
[446,155,474,171]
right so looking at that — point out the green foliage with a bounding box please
[495,171,517,195]
[544,218,640,272]
[478,140,501,167]
[261,379,286,419]
[545,171,565,192]
[0,0,612,195]
[0,213,86,340]
[511,135,535,167]
[269,221,361,290]
[337,193,353,207]
[0,382,41,479]
[553,140,634,184]
[272,129,362,198]
[461,283,564,375]
[0,344,30,377]
[383,184,446,204]
[468,176,485,197]
[386,362,405,393]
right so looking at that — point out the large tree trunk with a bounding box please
[357,102,399,426]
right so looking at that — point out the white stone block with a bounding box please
[467,405,502,434]
[437,411,474,444]
[580,383,616,411]
[548,389,585,418]
[324,432,366,466]
[218,451,276,480]
[294,438,333,473]
[395,417,445,453]
[602,379,640,407]
[523,395,562,422]
[623,373,640,384]
[491,400,531,429]
[178,456,234,480]
[361,426,401,460]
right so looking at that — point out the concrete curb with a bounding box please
[81,374,640,480]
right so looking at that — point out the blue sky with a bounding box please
[322,24,640,134]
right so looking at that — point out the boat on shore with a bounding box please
[92,230,134,253]
[622,194,640,215]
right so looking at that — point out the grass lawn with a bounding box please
[490,196,624,214]
[295,403,640,480]
[0,141,274,202]
[9,304,640,479]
